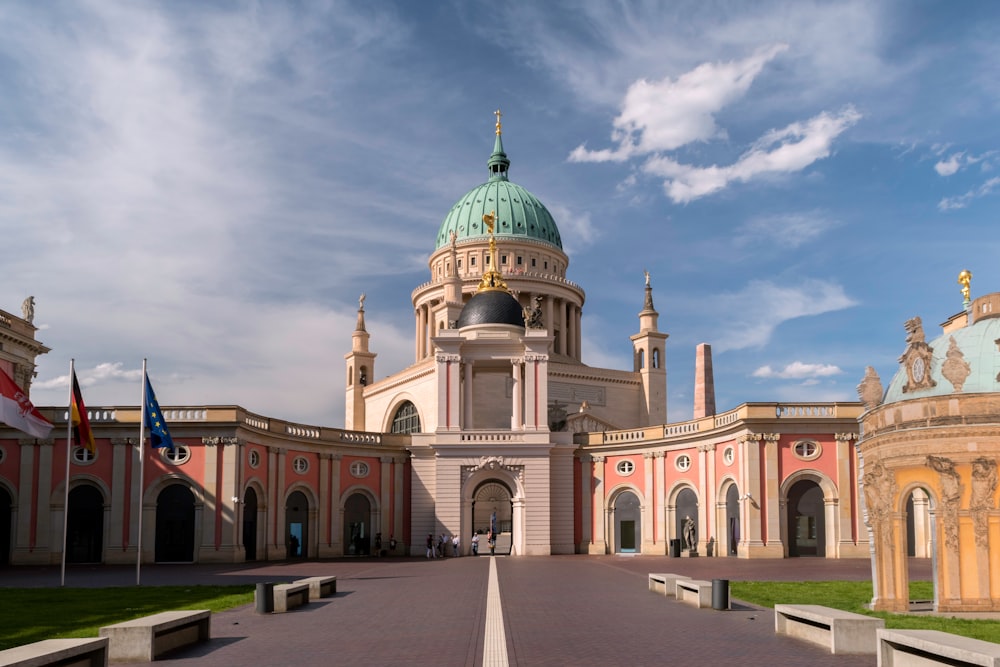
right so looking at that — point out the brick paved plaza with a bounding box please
[1,556,932,666]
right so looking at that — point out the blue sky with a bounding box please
[2,1,999,426]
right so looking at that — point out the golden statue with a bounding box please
[958,269,972,304]
[494,108,502,135]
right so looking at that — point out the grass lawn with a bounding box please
[0,586,254,651]
[731,581,1000,643]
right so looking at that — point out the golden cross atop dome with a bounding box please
[495,108,502,135]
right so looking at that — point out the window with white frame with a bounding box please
[675,454,691,472]
[248,449,260,468]
[616,459,635,476]
[72,446,97,465]
[162,445,191,465]
[793,440,821,461]
[723,447,735,466]
[292,456,309,474]
[350,461,370,478]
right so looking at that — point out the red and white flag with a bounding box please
[0,367,53,439]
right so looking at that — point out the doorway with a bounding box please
[614,491,640,553]
[67,484,104,563]
[243,487,258,561]
[344,493,371,556]
[285,490,309,558]
[473,481,513,555]
[155,484,195,562]
[787,480,825,557]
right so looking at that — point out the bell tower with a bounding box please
[630,272,668,425]
[344,294,376,430]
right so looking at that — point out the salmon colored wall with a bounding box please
[779,434,839,480]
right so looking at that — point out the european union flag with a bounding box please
[144,373,175,450]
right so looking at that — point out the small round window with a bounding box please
[350,461,370,478]
[161,445,191,466]
[616,459,635,476]
[723,447,735,466]
[793,440,821,461]
[292,456,309,474]
[72,446,97,466]
[675,454,691,472]
[248,449,260,468]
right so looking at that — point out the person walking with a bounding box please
[426,533,435,558]
[471,532,479,556]
[452,534,460,557]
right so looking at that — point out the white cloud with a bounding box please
[935,152,964,176]
[753,362,843,379]
[735,211,835,249]
[642,106,861,203]
[569,44,788,162]
[939,176,1000,211]
[711,279,857,351]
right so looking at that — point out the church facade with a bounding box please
[0,115,868,565]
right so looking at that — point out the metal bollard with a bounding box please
[255,582,275,614]
[711,579,730,610]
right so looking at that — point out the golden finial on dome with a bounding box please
[958,269,972,307]
[476,209,509,292]
[494,108,502,136]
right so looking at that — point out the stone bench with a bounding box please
[0,637,108,667]
[675,579,713,609]
[270,582,311,613]
[647,573,683,597]
[877,628,1000,666]
[774,604,883,655]
[294,576,337,600]
[99,610,210,662]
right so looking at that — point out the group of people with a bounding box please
[425,533,460,558]
[425,531,498,557]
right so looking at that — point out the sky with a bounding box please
[2,1,999,427]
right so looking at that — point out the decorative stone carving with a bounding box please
[435,353,461,363]
[899,317,937,393]
[941,336,971,392]
[202,436,241,446]
[970,457,997,548]
[927,455,962,553]
[463,456,524,485]
[21,296,34,324]
[522,295,544,329]
[857,366,883,410]
[548,401,567,432]
[862,458,896,555]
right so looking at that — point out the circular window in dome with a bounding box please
[459,225,464,232]
[517,222,523,227]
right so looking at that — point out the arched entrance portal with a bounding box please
[905,488,932,558]
[67,485,104,563]
[473,481,512,555]
[155,485,195,562]
[675,487,698,553]
[243,487,258,561]
[0,487,11,566]
[725,485,740,556]
[343,493,371,556]
[787,480,825,557]
[285,490,309,558]
[613,491,641,553]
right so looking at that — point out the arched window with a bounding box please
[652,348,660,369]
[637,349,645,370]
[391,401,421,434]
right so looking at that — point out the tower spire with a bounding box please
[488,108,510,180]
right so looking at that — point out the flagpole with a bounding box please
[136,358,147,586]
[60,359,75,587]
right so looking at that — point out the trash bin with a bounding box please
[255,583,275,614]
[712,579,729,610]
[669,539,681,558]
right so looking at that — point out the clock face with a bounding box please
[912,357,926,383]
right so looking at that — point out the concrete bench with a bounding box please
[99,610,210,662]
[0,637,108,667]
[877,628,1000,666]
[647,573,683,597]
[775,604,882,654]
[675,579,713,609]
[270,582,310,613]
[294,576,337,600]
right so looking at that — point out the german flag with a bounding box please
[70,371,95,454]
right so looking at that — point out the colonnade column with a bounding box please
[738,434,764,556]
[511,359,523,430]
[108,438,132,563]
[330,455,343,555]
[763,433,781,554]
[319,453,331,556]
[393,456,405,550]
[655,452,666,553]
[575,307,582,362]
[380,456,393,541]
[522,353,548,430]
[835,432,858,557]
[590,456,607,554]
[435,353,462,431]
[558,301,568,356]
[578,454,592,553]
[414,308,422,360]
[698,443,716,555]
[462,362,473,429]
[641,452,655,552]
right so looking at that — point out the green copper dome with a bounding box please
[435,126,562,251]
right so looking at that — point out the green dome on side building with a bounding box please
[435,114,563,251]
